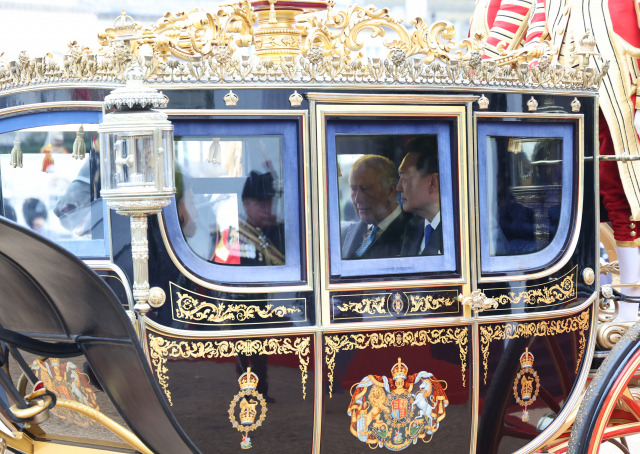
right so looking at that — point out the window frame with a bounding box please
[161,115,308,288]
[477,119,578,275]
[324,115,460,280]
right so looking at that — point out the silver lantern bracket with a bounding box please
[99,62,175,333]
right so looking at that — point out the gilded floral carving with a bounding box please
[487,268,577,308]
[0,5,606,90]
[408,294,456,312]
[174,292,301,323]
[147,333,311,405]
[335,297,386,315]
[479,309,590,385]
[334,292,457,319]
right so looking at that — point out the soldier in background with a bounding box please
[212,171,285,266]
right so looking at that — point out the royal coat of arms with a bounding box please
[347,358,448,451]
[30,358,99,426]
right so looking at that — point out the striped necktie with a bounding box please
[355,225,379,257]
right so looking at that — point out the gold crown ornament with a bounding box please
[224,90,239,107]
[391,358,408,380]
[519,348,535,369]
[238,367,259,391]
[112,10,139,39]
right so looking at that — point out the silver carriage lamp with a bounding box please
[99,63,174,321]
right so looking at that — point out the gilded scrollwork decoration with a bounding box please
[324,328,468,398]
[484,267,577,310]
[406,293,456,312]
[333,290,458,321]
[479,309,590,385]
[171,283,304,326]
[0,3,607,90]
[335,296,386,315]
[147,332,311,405]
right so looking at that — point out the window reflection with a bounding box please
[336,134,442,260]
[486,137,562,256]
[0,126,103,244]
[174,136,285,266]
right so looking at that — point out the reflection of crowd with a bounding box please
[342,138,443,259]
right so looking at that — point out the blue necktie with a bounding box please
[423,223,434,252]
[355,225,379,257]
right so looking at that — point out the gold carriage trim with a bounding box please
[171,283,304,326]
[332,290,458,320]
[324,327,468,398]
[335,296,387,315]
[479,308,590,385]
[481,266,577,310]
[147,332,311,405]
[406,292,458,313]
[0,3,607,90]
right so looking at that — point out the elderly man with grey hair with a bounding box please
[341,154,410,259]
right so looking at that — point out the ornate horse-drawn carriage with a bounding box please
[0,1,635,453]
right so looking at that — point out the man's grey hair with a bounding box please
[351,154,398,190]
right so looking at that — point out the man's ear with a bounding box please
[430,173,439,191]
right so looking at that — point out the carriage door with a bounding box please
[311,96,476,453]
[473,102,597,454]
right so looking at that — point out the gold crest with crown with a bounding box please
[348,358,449,450]
[229,367,268,449]
[513,348,540,422]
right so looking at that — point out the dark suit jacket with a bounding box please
[341,211,411,259]
[400,214,443,256]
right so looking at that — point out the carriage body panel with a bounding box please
[0,3,607,453]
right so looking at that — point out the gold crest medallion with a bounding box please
[229,367,268,449]
[513,348,540,422]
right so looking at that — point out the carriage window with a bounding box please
[0,125,108,257]
[326,118,458,279]
[163,119,303,285]
[174,136,285,266]
[478,122,574,273]
[337,135,442,260]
